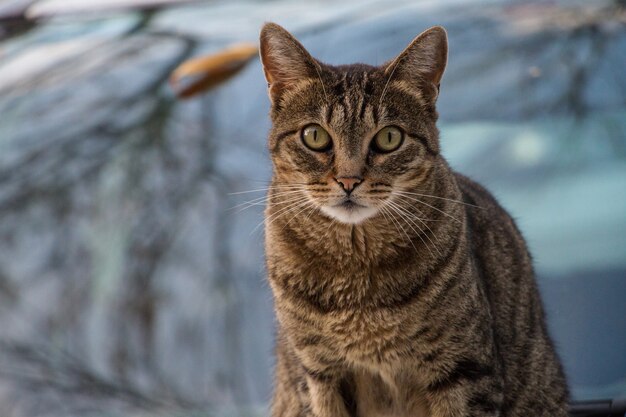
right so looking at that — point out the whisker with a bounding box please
[313,63,329,104]
[302,204,319,224]
[398,199,445,251]
[250,198,305,230]
[228,184,304,195]
[362,198,440,222]
[229,196,268,211]
[323,212,337,235]
[379,205,399,238]
[282,201,316,230]
[380,204,418,254]
[267,200,311,232]
[378,207,396,238]
[236,178,310,185]
[379,55,403,106]
[229,189,305,212]
[393,193,462,224]
[392,198,443,233]
[252,198,310,235]
[387,200,439,257]
[386,201,434,257]
[395,190,483,209]
[230,193,307,215]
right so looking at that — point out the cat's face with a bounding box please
[260,24,447,224]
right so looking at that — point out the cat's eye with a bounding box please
[372,126,404,153]
[301,124,331,151]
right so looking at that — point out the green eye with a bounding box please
[301,124,331,151]
[373,126,403,152]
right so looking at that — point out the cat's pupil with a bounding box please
[314,130,318,142]
[387,132,392,143]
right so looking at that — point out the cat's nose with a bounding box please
[335,176,363,194]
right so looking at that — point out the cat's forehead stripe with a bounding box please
[325,69,379,127]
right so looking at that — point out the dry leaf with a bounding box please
[169,42,258,98]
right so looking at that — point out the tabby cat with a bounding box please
[259,22,568,417]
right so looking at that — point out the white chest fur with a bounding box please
[353,366,430,417]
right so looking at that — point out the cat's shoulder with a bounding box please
[453,172,517,228]
[454,173,497,206]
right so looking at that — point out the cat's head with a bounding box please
[260,23,447,224]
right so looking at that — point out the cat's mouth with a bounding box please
[320,198,379,224]
[335,200,366,210]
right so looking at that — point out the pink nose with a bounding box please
[335,176,363,193]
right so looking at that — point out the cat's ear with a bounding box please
[385,26,448,102]
[259,23,320,105]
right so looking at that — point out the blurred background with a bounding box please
[0,0,625,416]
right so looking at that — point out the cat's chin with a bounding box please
[320,203,378,225]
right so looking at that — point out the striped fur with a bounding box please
[260,23,568,417]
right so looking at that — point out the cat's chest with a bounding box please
[352,367,430,417]
[326,309,403,356]
[279,302,417,366]
[273,265,424,362]
[271,256,375,310]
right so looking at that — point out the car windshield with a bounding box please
[0,0,624,415]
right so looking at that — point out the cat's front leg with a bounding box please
[424,358,504,417]
[277,334,352,417]
[302,366,352,417]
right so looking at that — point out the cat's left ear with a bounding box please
[259,23,321,105]
[385,26,448,102]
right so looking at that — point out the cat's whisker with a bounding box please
[229,185,304,195]
[393,193,462,224]
[379,56,401,107]
[313,64,329,105]
[386,201,435,257]
[387,200,440,257]
[323,212,337,235]
[238,178,311,185]
[380,204,418,254]
[228,185,302,195]
[395,190,483,209]
[229,189,306,212]
[283,201,317,230]
[378,208,398,241]
[384,205,420,254]
[365,198,440,223]
[232,201,266,213]
[303,202,319,224]
[393,198,446,249]
[229,191,307,215]
[268,200,312,232]
[252,197,311,235]
[230,195,278,211]
[250,197,307,231]
[378,205,399,238]
[231,193,308,215]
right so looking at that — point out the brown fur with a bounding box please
[259,23,568,417]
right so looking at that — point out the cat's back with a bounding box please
[454,172,569,414]
[455,172,530,266]
[453,171,538,328]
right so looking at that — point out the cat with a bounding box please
[259,22,568,417]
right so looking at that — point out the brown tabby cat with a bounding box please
[259,22,568,417]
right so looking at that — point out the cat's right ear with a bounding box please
[259,23,320,105]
